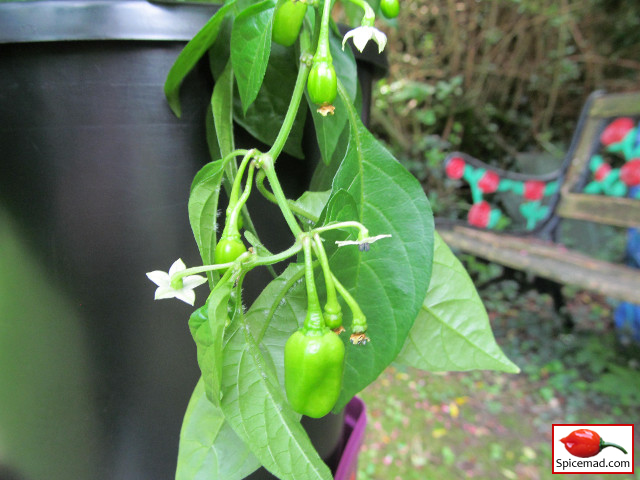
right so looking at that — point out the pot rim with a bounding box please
[0,0,219,44]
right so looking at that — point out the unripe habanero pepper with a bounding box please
[307,60,337,106]
[272,0,308,47]
[560,429,627,458]
[214,235,247,266]
[284,235,345,418]
[380,0,399,19]
[284,312,345,418]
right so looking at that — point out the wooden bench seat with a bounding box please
[439,90,640,304]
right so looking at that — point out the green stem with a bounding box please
[259,154,303,237]
[255,171,319,222]
[313,234,340,312]
[244,241,302,269]
[170,258,249,289]
[226,162,256,237]
[314,0,334,61]
[600,440,628,455]
[266,28,313,162]
[331,272,367,333]
[343,0,375,25]
[302,235,325,332]
[226,150,255,219]
[312,220,369,238]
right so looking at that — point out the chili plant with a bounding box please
[147,0,519,478]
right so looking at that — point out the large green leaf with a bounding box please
[323,113,435,410]
[188,160,225,269]
[395,232,520,373]
[188,282,233,405]
[220,296,332,480]
[231,0,276,113]
[211,61,236,158]
[176,378,260,480]
[234,43,308,159]
[245,263,307,385]
[164,2,235,117]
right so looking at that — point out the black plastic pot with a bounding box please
[0,2,384,479]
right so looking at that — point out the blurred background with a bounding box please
[358,0,640,478]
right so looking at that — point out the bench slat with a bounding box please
[438,225,640,304]
[557,193,640,228]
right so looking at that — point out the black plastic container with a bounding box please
[0,2,385,479]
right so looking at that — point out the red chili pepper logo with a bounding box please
[560,429,628,458]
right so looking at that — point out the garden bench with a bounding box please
[437,90,640,305]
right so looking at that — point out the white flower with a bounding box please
[336,234,392,251]
[342,26,387,54]
[146,259,207,306]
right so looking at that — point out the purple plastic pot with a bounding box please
[334,396,368,480]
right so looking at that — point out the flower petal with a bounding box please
[154,285,177,300]
[146,270,170,287]
[372,29,387,53]
[174,289,196,306]
[182,275,208,290]
[168,258,187,276]
[341,31,353,50]
[352,29,370,53]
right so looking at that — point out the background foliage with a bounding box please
[368,0,640,216]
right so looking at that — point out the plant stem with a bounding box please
[226,150,255,220]
[331,272,367,332]
[259,154,303,237]
[302,235,325,332]
[245,241,302,269]
[255,172,319,222]
[342,0,375,25]
[227,162,256,237]
[313,234,340,312]
[266,28,313,162]
[314,0,334,61]
[312,220,369,238]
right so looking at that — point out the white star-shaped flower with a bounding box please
[335,234,392,251]
[146,259,207,306]
[342,26,387,54]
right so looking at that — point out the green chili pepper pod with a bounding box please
[307,60,337,106]
[284,319,345,418]
[272,0,308,47]
[214,235,247,267]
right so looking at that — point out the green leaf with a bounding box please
[188,283,233,405]
[211,61,236,158]
[176,378,260,480]
[308,32,357,165]
[395,232,520,373]
[234,43,308,159]
[188,159,225,268]
[292,190,331,224]
[245,263,308,386]
[221,297,332,480]
[164,2,235,117]
[310,124,350,191]
[324,113,435,410]
[231,0,276,113]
